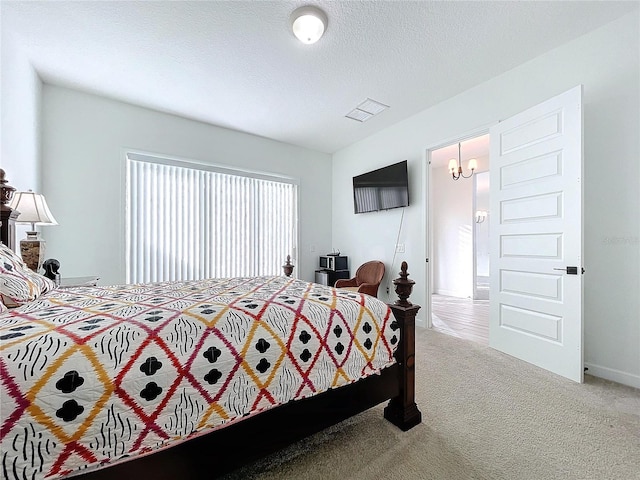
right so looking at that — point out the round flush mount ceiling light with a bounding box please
[291,6,327,44]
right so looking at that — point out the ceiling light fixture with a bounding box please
[448,142,477,180]
[291,6,327,44]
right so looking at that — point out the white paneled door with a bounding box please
[489,86,584,382]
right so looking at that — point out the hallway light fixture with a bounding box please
[291,6,327,44]
[448,142,477,180]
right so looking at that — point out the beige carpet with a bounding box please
[222,328,640,480]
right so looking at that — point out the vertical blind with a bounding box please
[354,187,378,213]
[126,155,298,284]
[354,186,408,212]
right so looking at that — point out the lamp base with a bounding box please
[20,232,46,273]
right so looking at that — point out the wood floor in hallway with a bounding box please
[431,294,489,345]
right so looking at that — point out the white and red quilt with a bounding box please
[0,276,397,479]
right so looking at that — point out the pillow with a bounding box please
[0,243,56,308]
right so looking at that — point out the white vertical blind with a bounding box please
[354,187,378,213]
[354,186,409,212]
[379,186,408,210]
[126,155,298,284]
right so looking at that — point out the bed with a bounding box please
[0,169,421,480]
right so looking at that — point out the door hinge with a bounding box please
[426,258,429,263]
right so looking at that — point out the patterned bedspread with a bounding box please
[0,276,397,479]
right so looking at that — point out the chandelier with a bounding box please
[448,142,477,180]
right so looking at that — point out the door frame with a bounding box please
[472,170,491,300]
[472,172,480,300]
[424,125,491,329]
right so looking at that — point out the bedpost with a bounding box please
[282,254,294,277]
[0,169,18,250]
[384,261,422,431]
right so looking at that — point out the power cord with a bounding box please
[387,207,405,295]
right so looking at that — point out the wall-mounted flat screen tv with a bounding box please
[353,160,409,214]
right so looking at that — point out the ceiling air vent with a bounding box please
[345,98,389,122]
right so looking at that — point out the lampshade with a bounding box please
[448,158,458,175]
[8,190,58,231]
[8,190,57,272]
[291,6,327,44]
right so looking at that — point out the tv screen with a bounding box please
[353,160,409,214]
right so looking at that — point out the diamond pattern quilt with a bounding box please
[0,276,397,479]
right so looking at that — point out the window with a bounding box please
[126,153,298,284]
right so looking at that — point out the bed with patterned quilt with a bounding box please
[0,234,421,480]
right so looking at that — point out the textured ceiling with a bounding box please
[2,1,637,154]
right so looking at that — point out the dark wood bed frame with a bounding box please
[0,169,422,479]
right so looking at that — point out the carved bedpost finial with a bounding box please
[393,261,415,306]
[0,169,18,249]
[282,255,294,277]
[0,169,16,206]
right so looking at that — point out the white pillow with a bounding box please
[0,243,56,308]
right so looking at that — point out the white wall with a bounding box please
[332,12,640,387]
[474,171,490,280]
[40,85,333,285]
[431,153,490,299]
[432,163,473,298]
[0,29,42,245]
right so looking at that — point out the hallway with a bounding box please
[431,294,489,345]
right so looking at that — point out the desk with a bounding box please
[58,276,100,288]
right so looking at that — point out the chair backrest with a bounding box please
[355,261,385,286]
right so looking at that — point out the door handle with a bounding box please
[553,266,585,275]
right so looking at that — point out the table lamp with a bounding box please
[9,190,58,272]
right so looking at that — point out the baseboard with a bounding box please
[584,362,640,389]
